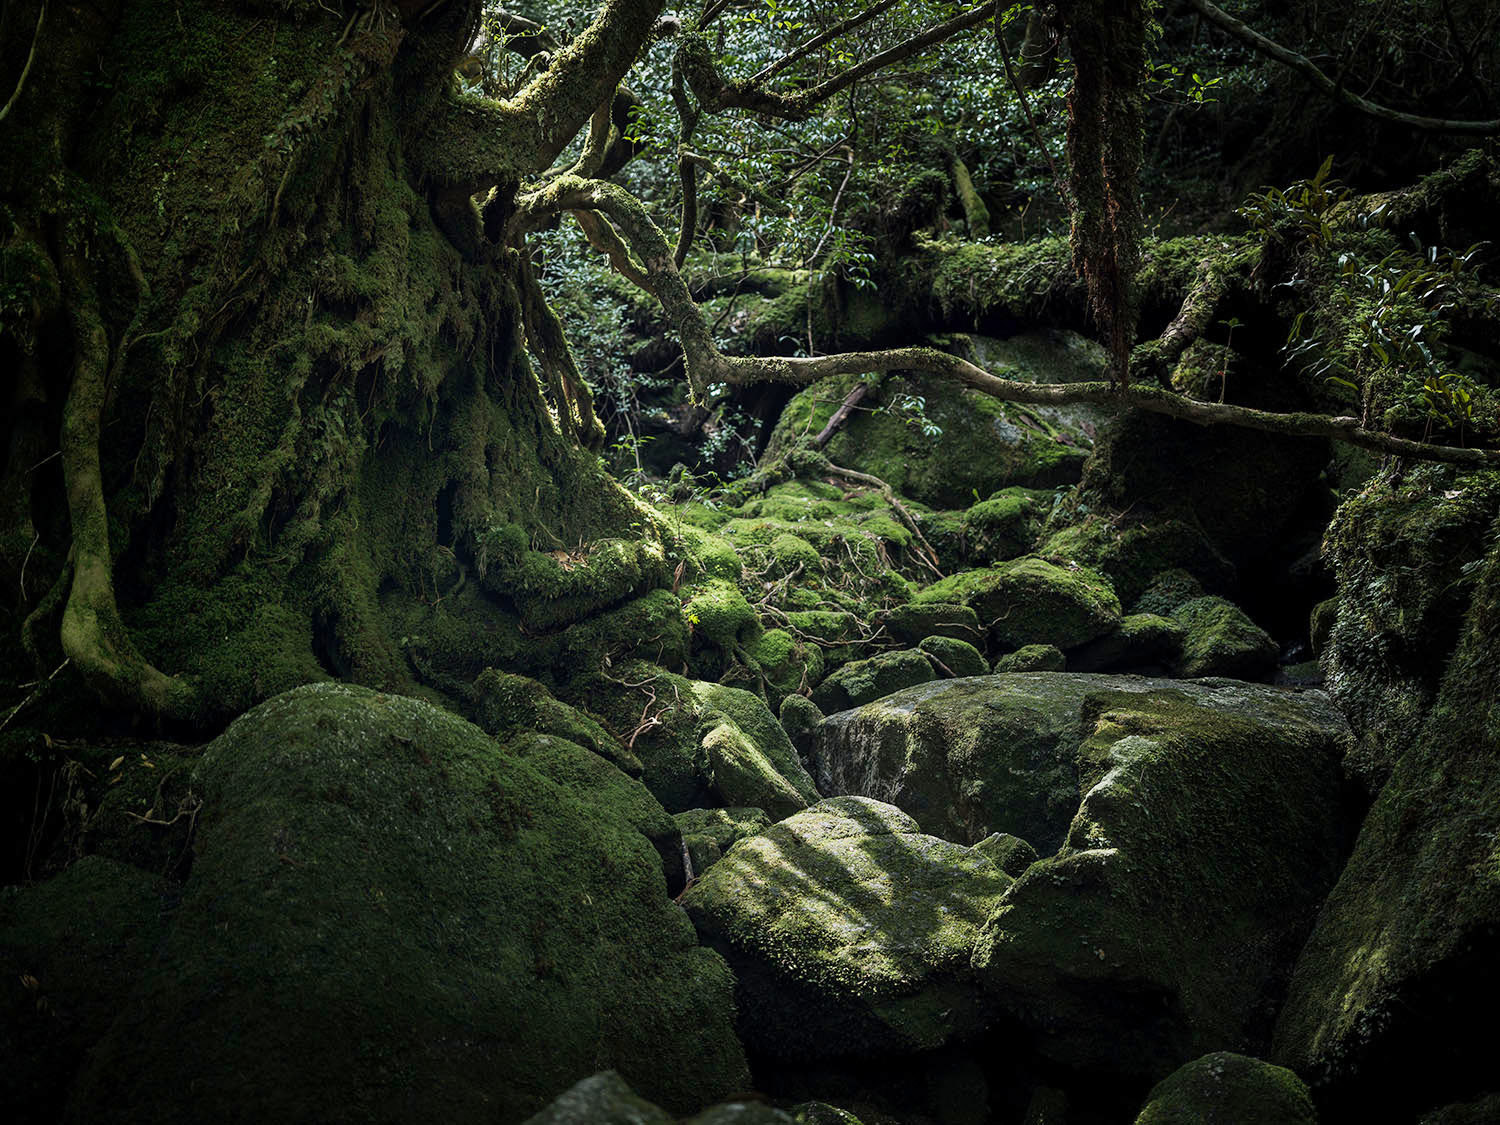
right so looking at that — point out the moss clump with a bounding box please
[917,636,988,678]
[1171,597,1278,681]
[994,644,1066,673]
[683,578,759,650]
[877,603,982,646]
[471,668,637,775]
[769,532,823,575]
[972,832,1039,878]
[811,649,936,714]
[915,556,1121,653]
[57,684,749,1122]
[567,664,819,819]
[1069,613,1185,674]
[961,487,1050,563]
[1132,568,1208,617]
[1041,519,1233,609]
[675,806,772,876]
[1133,1053,1316,1124]
[778,693,825,762]
[784,610,862,645]
[683,797,1012,1060]
[744,627,826,709]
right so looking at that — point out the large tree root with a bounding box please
[58,251,195,719]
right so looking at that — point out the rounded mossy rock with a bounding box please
[471,668,639,775]
[522,1071,675,1125]
[1131,568,1207,617]
[568,664,819,820]
[683,577,761,650]
[972,833,1039,878]
[744,627,827,711]
[1069,613,1185,674]
[1271,510,1500,1122]
[921,487,1052,568]
[1318,465,1500,792]
[810,649,937,714]
[674,806,772,876]
[1132,1053,1317,1124]
[917,636,988,678]
[1171,597,1278,681]
[64,684,749,1124]
[969,678,1351,1083]
[0,857,175,1122]
[1308,596,1337,657]
[765,371,1089,509]
[1038,517,1235,609]
[683,797,1011,1061]
[875,602,983,646]
[993,644,1066,673]
[914,556,1121,654]
[509,731,687,894]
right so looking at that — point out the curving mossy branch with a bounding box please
[515,175,1500,470]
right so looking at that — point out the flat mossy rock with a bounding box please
[1133,1053,1317,1124]
[66,684,749,1123]
[1171,597,1278,681]
[993,644,1065,673]
[570,665,820,819]
[675,806,772,875]
[766,372,1089,509]
[683,797,1011,1060]
[876,602,982,646]
[914,557,1121,653]
[1069,613,1185,674]
[970,677,1350,1082]
[0,857,175,1121]
[810,649,936,713]
[1271,521,1500,1121]
[917,635,988,677]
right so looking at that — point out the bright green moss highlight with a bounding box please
[916,556,1121,652]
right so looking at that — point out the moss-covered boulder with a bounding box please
[63,684,749,1123]
[1319,465,1500,791]
[917,635,989,678]
[972,833,1038,878]
[969,678,1349,1082]
[1132,1054,1317,1124]
[766,371,1089,509]
[779,693,825,763]
[1420,1096,1500,1124]
[993,644,1066,673]
[683,797,1010,1060]
[684,577,761,649]
[1069,613,1185,674]
[523,1071,676,1125]
[810,649,937,713]
[1131,568,1207,617]
[570,665,820,819]
[472,669,639,774]
[876,602,983,646]
[1039,517,1234,608]
[675,806,772,877]
[745,627,827,707]
[1171,597,1278,680]
[914,557,1121,653]
[1271,511,1500,1121]
[921,487,1052,567]
[0,857,175,1121]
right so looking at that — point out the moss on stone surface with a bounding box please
[1069,613,1185,674]
[1132,568,1208,617]
[56,683,748,1122]
[917,636,988,678]
[993,644,1066,673]
[972,832,1039,878]
[683,578,760,650]
[1041,518,1233,609]
[876,603,982,646]
[1132,1053,1316,1124]
[810,649,936,714]
[915,556,1121,653]
[675,806,772,876]
[472,669,637,774]
[1171,597,1278,681]
[683,796,1010,1060]
[970,678,1350,1082]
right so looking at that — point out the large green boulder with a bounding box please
[810,649,936,713]
[1068,613,1184,674]
[914,556,1121,653]
[570,664,820,819]
[1132,1053,1317,1124]
[683,797,1011,1060]
[1272,512,1500,1121]
[63,684,748,1123]
[1171,597,1278,681]
[968,677,1349,1082]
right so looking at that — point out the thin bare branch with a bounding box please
[1187,0,1500,134]
[750,0,901,85]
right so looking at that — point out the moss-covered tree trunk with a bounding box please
[1,0,675,734]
